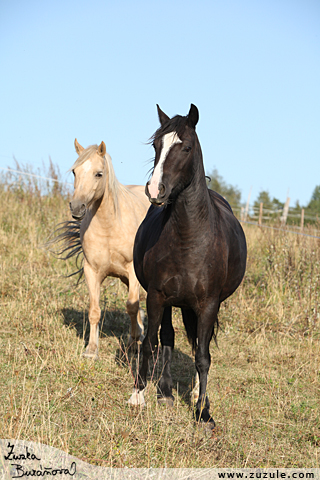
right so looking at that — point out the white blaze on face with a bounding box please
[148,131,182,198]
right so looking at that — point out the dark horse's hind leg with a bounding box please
[157,306,175,406]
[195,301,220,429]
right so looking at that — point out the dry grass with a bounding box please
[0,183,319,468]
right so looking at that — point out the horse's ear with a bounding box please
[74,138,84,155]
[98,141,106,157]
[157,104,170,126]
[187,104,199,129]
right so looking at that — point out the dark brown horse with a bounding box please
[128,104,247,428]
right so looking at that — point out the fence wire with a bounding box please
[0,167,73,185]
[241,220,320,240]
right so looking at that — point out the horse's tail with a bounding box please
[44,220,84,285]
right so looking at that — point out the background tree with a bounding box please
[271,197,284,212]
[306,185,320,215]
[252,191,284,221]
[206,168,242,209]
[287,200,303,226]
[253,191,274,212]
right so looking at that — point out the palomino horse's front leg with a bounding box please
[126,263,144,350]
[83,260,101,359]
[128,290,163,406]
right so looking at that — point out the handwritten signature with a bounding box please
[3,442,77,478]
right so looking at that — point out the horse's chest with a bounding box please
[145,249,205,306]
[82,233,127,275]
[143,233,217,308]
[83,246,110,273]
[159,272,206,309]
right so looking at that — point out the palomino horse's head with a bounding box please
[69,139,107,220]
[146,104,199,206]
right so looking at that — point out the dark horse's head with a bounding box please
[146,104,200,206]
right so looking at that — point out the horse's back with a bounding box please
[208,189,244,237]
[126,185,149,204]
[120,184,150,222]
[207,190,247,299]
[208,189,233,213]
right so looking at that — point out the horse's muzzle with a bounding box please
[69,201,86,220]
[145,181,166,207]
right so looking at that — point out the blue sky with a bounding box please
[1,0,319,207]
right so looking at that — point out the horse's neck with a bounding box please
[91,188,118,226]
[171,163,211,229]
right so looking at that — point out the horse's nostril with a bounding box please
[159,183,166,198]
[145,182,151,198]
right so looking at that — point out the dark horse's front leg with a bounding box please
[194,301,220,429]
[157,306,174,405]
[127,290,164,406]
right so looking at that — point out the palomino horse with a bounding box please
[129,105,247,428]
[52,139,149,359]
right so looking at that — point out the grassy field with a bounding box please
[0,182,319,468]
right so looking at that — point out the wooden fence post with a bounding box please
[300,208,304,232]
[259,202,263,226]
[244,187,252,222]
[280,197,290,226]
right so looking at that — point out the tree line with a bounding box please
[206,168,320,225]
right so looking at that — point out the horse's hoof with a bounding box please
[127,388,146,407]
[82,349,99,360]
[190,392,199,404]
[127,335,144,354]
[204,419,216,431]
[190,374,200,404]
[157,396,174,407]
[199,418,216,432]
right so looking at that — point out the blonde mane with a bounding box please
[70,144,139,218]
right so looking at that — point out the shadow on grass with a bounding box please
[61,306,196,407]
[61,306,131,344]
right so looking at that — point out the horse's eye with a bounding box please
[183,146,192,153]
[95,172,103,178]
